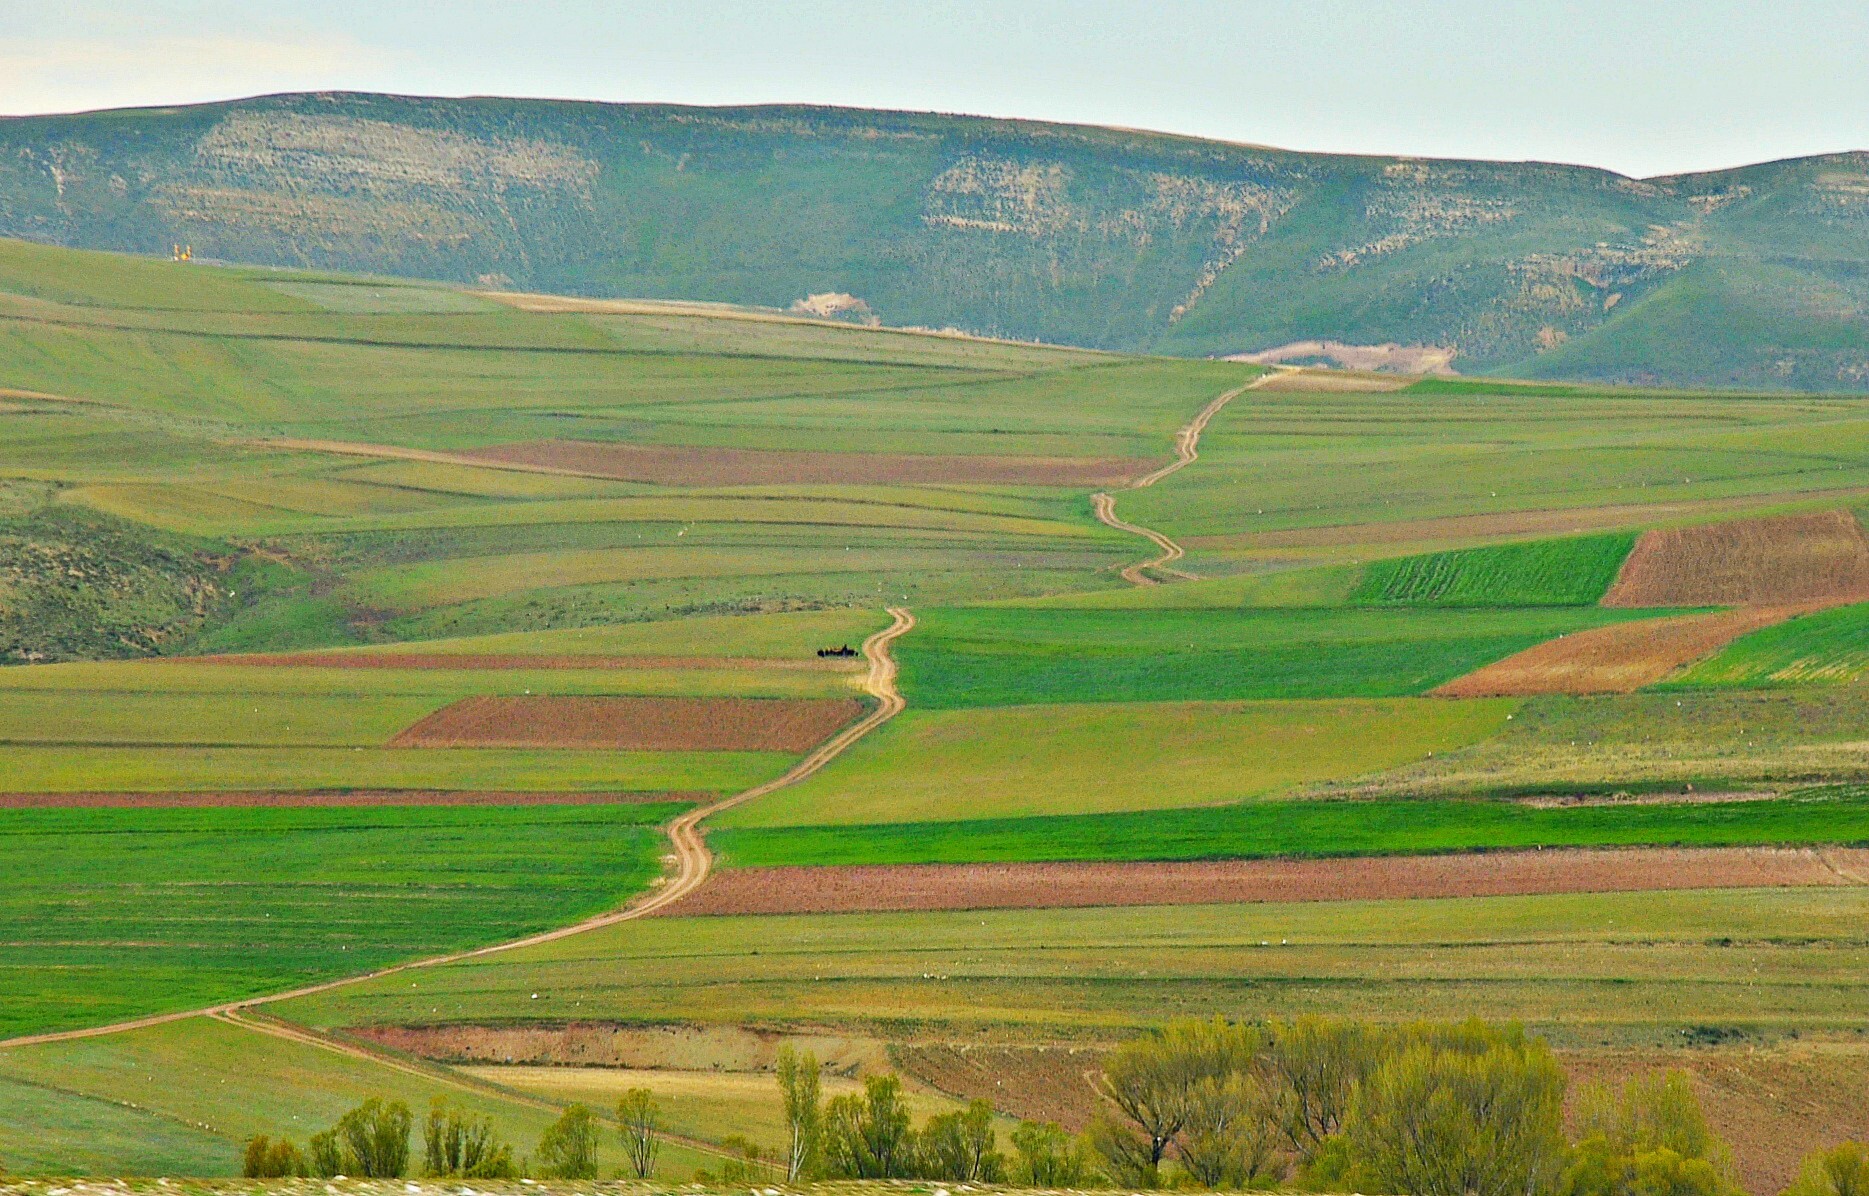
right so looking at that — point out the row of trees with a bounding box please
[243,1091,663,1180]
[773,1019,1869,1195]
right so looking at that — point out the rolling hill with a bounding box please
[1,91,1865,389]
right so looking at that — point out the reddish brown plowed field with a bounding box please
[670,847,1869,915]
[459,439,1152,487]
[0,789,698,808]
[184,652,855,672]
[1430,607,1799,696]
[389,695,864,751]
[895,1043,1109,1129]
[1604,509,1869,607]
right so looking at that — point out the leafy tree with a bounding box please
[1783,1143,1869,1196]
[1010,1120,1095,1188]
[536,1104,600,1180]
[421,1098,516,1179]
[1177,1073,1285,1189]
[1266,1016,1387,1152]
[313,1098,411,1178]
[1094,1017,1264,1183]
[1345,1036,1568,1196]
[776,1045,823,1181]
[822,1074,915,1179]
[918,1099,1005,1182]
[243,1135,309,1178]
[617,1087,662,1179]
[1564,1072,1738,1196]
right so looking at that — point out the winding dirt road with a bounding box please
[0,607,915,1050]
[1092,373,1272,586]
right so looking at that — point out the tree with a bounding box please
[421,1098,516,1179]
[1094,1017,1264,1184]
[312,1098,411,1178]
[1564,1072,1738,1196]
[822,1074,915,1179]
[1177,1072,1285,1189]
[1346,1038,1568,1196]
[919,1099,1005,1182]
[243,1135,309,1178]
[1010,1121,1095,1188]
[617,1087,662,1179]
[536,1104,600,1180]
[1783,1143,1869,1196]
[1266,1016,1387,1153]
[776,1045,823,1181]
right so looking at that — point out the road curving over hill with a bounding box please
[0,607,915,1050]
[1092,371,1279,586]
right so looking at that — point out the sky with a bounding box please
[5,1,1867,179]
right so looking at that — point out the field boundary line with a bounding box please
[1092,370,1278,586]
[0,608,914,1050]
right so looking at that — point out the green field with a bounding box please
[0,802,683,1036]
[715,698,1516,826]
[1351,532,1637,606]
[713,789,1869,867]
[274,887,1869,1039]
[1667,602,1869,687]
[893,605,1659,707]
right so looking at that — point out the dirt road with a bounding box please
[1092,373,1273,585]
[0,608,915,1050]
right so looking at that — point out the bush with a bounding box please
[617,1087,662,1179]
[1783,1143,1869,1196]
[1010,1120,1095,1188]
[242,1135,308,1178]
[918,1099,1004,1182]
[421,1098,516,1179]
[535,1104,600,1180]
[306,1099,411,1178]
[1564,1071,1739,1196]
[822,1074,915,1179]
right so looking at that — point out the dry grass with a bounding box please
[388,696,863,751]
[0,789,692,808]
[1430,608,1797,696]
[193,652,856,673]
[1604,510,1869,607]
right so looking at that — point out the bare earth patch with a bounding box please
[895,1043,1108,1129]
[1227,339,1458,375]
[0,789,695,808]
[666,847,1869,916]
[1604,510,1869,607]
[354,1021,886,1074]
[458,439,1152,488]
[1429,608,1799,696]
[187,651,857,672]
[388,695,864,751]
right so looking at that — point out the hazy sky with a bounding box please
[6,1,1867,178]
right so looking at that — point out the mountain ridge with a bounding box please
[2,90,1865,388]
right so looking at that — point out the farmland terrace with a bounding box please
[6,238,1869,1189]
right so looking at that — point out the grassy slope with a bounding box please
[1666,602,1869,687]
[715,698,1515,827]
[713,790,1869,866]
[0,802,685,1037]
[893,605,1661,708]
[275,887,1869,1037]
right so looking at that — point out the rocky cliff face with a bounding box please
[2,92,1864,388]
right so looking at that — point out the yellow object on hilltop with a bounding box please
[171,243,192,261]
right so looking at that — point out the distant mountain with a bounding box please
[2,91,1865,389]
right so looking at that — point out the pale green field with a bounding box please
[277,888,1869,1041]
[356,607,892,659]
[0,1016,713,1178]
[715,698,1517,827]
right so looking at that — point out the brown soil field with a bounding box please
[0,789,696,808]
[354,1021,887,1075]
[187,652,856,672]
[668,847,1869,916]
[458,439,1152,488]
[1430,608,1799,696]
[1605,509,1869,607]
[388,695,864,751]
[1563,1043,1869,1194]
[894,1043,1109,1129]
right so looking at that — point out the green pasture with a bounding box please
[715,698,1515,827]
[1016,562,1365,609]
[1666,602,1869,687]
[893,605,1661,708]
[0,746,781,794]
[274,887,1869,1039]
[714,789,1869,867]
[0,802,684,1037]
[1351,532,1637,606]
[354,606,892,659]
[0,1016,713,1177]
[0,691,441,746]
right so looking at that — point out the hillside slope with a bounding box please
[1,91,1865,388]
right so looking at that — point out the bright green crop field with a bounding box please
[1667,602,1869,687]
[0,802,685,1037]
[1351,532,1637,606]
